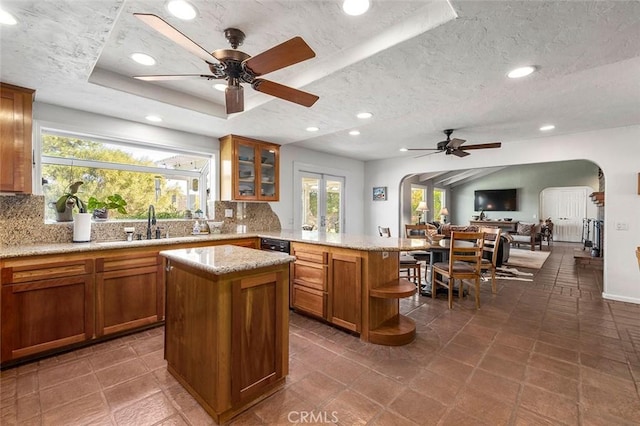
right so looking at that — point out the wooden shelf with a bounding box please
[370,278,416,298]
[369,314,416,346]
[589,192,604,206]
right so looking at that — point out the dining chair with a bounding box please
[431,231,484,309]
[479,226,502,294]
[378,226,421,286]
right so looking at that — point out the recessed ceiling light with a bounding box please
[356,112,372,119]
[399,148,408,152]
[306,126,319,132]
[213,83,226,92]
[349,130,360,136]
[343,0,370,16]
[131,53,156,66]
[0,8,17,25]
[539,124,555,131]
[167,0,197,20]
[145,115,162,122]
[507,66,536,79]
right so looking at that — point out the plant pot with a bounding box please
[92,208,108,221]
[50,201,74,222]
[73,213,92,242]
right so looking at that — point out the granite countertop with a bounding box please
[0,230,430,259]
[160,245,295,275]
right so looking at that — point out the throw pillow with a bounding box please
[517,222,534,236]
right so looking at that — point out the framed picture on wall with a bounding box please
[373,186,387,201]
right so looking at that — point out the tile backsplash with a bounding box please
[0,195,281,246]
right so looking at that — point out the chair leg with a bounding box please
[448,278,454,309]
[431,269,436,299]
[491,268,497,294]
[474,277,480,308]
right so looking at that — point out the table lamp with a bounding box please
[439,207,449,224]
[416,201,428,224]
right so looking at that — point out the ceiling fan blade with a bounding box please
[134,74,216,81]
[134,13,216,63]
[243,37,316,76]
[225,85,244,114]
[446,138,466,149]
[252,79,319,107]
[413,151,443,159]
[460,142,502,150]
[405,148,442,151]
[452,149,470,158]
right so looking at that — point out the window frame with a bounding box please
[34,124,215,219]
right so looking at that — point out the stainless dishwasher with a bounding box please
[260,238,291,253]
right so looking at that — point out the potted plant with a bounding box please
[87,194,128,221]
[52,181,87,222]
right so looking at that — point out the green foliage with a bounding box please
[55,181,86,213]
[87,194,128,214]
[42,134,203,221]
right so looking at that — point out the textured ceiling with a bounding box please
[1,0,639,161]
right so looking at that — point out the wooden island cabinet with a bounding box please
[160,245,294,423]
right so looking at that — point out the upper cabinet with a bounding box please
[0,83,35,194]
[219,135,280,202]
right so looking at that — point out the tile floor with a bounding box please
[2,242,640,425]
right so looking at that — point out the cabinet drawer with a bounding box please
[3,259,93,284]
[292,285,325,319]
[292,260,326,291]
[96,254,159,272]
[292,248,327,264]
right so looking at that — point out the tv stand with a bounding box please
[470,220,518,233]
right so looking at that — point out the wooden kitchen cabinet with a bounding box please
[219,134,280,202]
[0,83,34,193]
[327,251,362,332]
[0,257,94,363]
[290,243,328,319]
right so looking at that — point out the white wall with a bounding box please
[365,125,640,304]
[271,144,365,234]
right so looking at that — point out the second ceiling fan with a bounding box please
[132,13,319,114]
[407,129,502,158]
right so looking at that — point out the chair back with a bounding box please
[378,226,391,237]
[447,231,485,274]
[405,224,437,239]
[480,227,502,266]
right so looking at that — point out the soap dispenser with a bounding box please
[192,220,200,235]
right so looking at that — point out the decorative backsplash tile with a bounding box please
[0,195,281,246]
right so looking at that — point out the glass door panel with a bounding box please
[260,146,276,198]
[237,143,255,197]
[300,172,344,233]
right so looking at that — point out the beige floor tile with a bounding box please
[41,392,109,426]
[40,373,101,413]
[103,373,162,411]
[95,358,149,388]
[113,392,176,426]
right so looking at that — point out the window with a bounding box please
[434,188,445,221]
[411,186,426,224]
[40,130,212,221]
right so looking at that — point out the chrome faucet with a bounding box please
[146,205,156,239]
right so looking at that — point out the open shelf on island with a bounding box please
[370,278,416,298]
[369,314,416,346]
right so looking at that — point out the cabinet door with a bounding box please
[1,275,94,363]
[327,253,362,332]
[258,144,279,201]
[231,270,286,403]
[235,140,258,200]
[0,83,34,193]
[95,254,163,337]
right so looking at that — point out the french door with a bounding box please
[540,186,595,242]
[298,172,344,233]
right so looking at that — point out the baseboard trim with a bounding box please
[602,292,640,305]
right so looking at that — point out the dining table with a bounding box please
[418,238,475,297]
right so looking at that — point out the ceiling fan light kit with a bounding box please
[132,13,319,114]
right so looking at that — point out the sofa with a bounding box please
[510,222,542,251]
[439,223,479,238]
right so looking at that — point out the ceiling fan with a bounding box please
[406,129,502,158]
[132,13,319,114]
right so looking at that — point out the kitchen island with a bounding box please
[160,245,295,424]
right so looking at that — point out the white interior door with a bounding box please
[540,186,595,242]
[298,172,344,233]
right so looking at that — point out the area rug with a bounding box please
[493,266,535,282]
[504,249,550,269]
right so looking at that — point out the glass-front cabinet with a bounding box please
[219,135,280,202]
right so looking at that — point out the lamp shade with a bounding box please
[416,201,428,212]
[439,207,449,216]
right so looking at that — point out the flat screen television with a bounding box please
[474,189,517,211]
